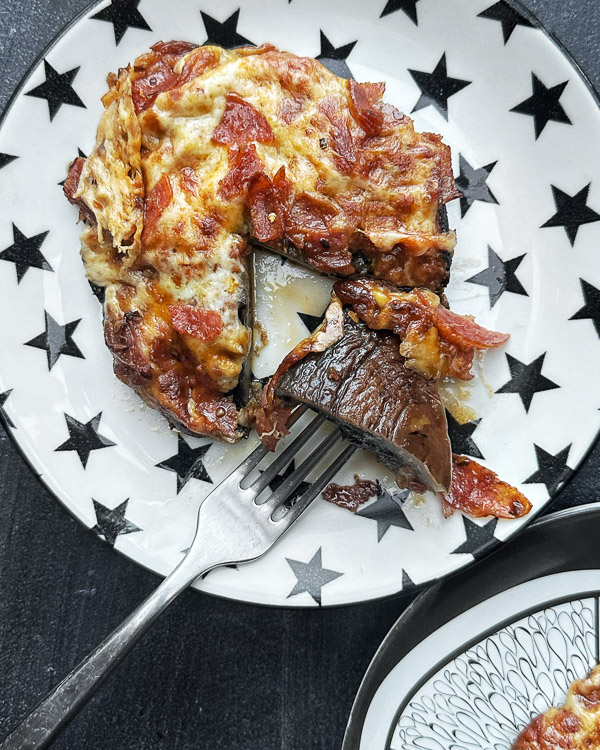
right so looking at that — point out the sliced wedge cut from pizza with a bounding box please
[257,278,530,518]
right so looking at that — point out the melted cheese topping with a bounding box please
[69,42,457,440]
[513,665,600,749]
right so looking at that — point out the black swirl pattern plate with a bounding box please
[343,503,600,749]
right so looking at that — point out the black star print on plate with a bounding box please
[91,0,151,45]
[409,53,471,121]
[401,569,415,589]
[297,311,324,334]
[91,499,141,547]
[0,390,15,429]
[89,281,106,304]
[571,279,600,337]
[496,353,559,412]
[356,488,412,542]
[0,153,17,169]
[454,155,498,218]
[156,435,213,494]
[380,0,420,24]
[524,444,572,494]
[0,224,52,283]
[25,60,85,121]
[55,413,116,468]
[286,547,342,605]
[201,10,253,48]
[452,517,498,557]
[466,246,527,308]
[541,184,600,246]
[510,73,571,139]
[316,31,357,79]
[478,1,535,44]
[25,312,84,370]
[446,413,483,459]
[261,459,310,507]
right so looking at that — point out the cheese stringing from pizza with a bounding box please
[64,40,458,442]
[513,665,600,749]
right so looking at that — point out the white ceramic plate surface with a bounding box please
[1,0,600,605]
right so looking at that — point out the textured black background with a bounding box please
[1,2,599,749]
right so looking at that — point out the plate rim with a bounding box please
[342,501,600,749]
[1,0,600,609]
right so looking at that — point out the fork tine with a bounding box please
[274,443,358,525]
[228,403,309,484]
[260,426,343,510]
[249,412,327,494]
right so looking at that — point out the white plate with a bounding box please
[1,0,600,606]
[343,504,600,749]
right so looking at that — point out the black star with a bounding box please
[316,31,357,79]
[286,548,342,605]
[25,60,85,121]
[541,184,600,246]
[466,246,527,308]
[0,224,52,283]
[0,390,15,429]
[401,569,415,589]
[91,0,152,45]
[510,73,571,139]
[524,444,572,494]
[570,279,600,337]
[409,53,471,121]
[478,1,535,44]
[156,435,213,494]
[356,488,413,542]
[446,413,484,459]
[380,0,420,24]
[201,10,253,48]
[452,516,498,557]
[297,311,324,334]
[0,153,17,169]
[496,353,559,412]
[55,413,116,468]
[91,499,141,547]
[261,459,311,507]
[455,155,498,218]
[25,312,84,370]
[89,281,106,304]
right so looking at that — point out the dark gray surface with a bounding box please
[0,1,599,748]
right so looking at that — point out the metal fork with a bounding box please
[0,408,356,750]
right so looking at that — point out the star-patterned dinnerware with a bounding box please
[1,0,600,607]
[343,504,600,750]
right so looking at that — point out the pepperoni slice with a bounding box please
[429,296,510,350]
[247,168,290,242]
[144,174,173,230]
[132,40,197,112]
[348,79,385,136]
[212,92,276,147]
[169,306,223,341]
[218,144,265,200]
[442,455,531,519]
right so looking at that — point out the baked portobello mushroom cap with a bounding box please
[277,311,452,494]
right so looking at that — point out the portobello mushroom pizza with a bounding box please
[64,40,530,521]
[512,665,600,749]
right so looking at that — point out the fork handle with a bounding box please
[0,558,205,750]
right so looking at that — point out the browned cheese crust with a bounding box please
[64,41,457,441]
[513,665,600,749]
